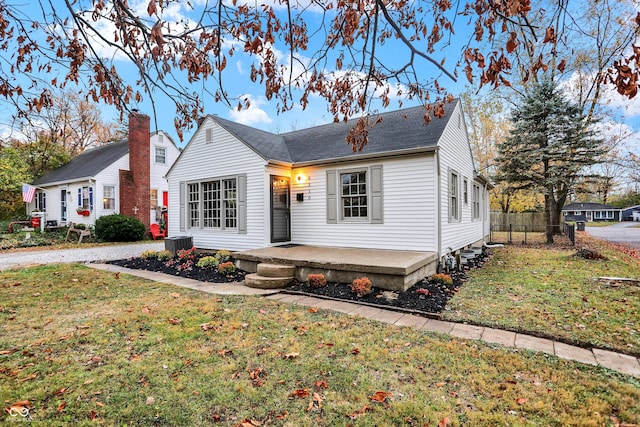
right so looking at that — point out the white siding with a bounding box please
[439,102,487,253]
[92,154,130,223]
[149,132,180,224]
[166,118,268,250]
[290,155,438,251]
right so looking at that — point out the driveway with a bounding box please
[585,222,640,248]
[0,241,165,271]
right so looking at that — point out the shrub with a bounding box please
[351,277,372,297]
[177,246,196,262]
[217,261,236,275]
[214,249,231,264]
[196,256,219,269]
[157,250,173,261]
[430,273,453,286]
[306,273,327,288]
[140,250,158,260]
[94,214,146,242]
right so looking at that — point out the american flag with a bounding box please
[22,183,36,203]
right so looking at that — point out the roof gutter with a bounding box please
[291,145,439,168]
[34,177,96,188]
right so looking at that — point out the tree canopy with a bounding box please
[0,0,639,146]
[495,79,605,243]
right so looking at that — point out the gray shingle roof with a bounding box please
[562,202,618,211]
[34,140,128,186]
[210,100,459,164]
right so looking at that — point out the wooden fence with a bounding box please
[490,212,547,232]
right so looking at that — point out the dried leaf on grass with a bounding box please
[371,390,391,402]
[288,389,309,399]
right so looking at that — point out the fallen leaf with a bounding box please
[53,387,68,396]
[114,272,120,279]
[371,390,391,402]
[19,373,37,382]
[314,380,328,389]
[309,307,318,313]
[289,389,309,399]
[146,396,155,405]
[347,405,370,419]
[170,292,180,298]
[283,352,299,359]
[439,417,452,426]
[82,379,94,386]
[351,348,360,355]
[57,401,66,413]
[435,382,446,387]
[516,397,528,405]
[168,318,181,325]
[89,410,97,420]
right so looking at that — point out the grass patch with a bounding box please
[445,235,640,356]
[1,264,639,426]
[585,222,617,227]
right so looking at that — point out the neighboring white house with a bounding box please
[27,114,180,230]
[165,99,491,260]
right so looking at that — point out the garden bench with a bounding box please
[65,226,92,243]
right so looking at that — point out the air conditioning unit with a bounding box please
[164,235,193,255]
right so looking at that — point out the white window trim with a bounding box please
[448,169,460,222]
[339,168,369,222]
[472,183,481,221]
[187,175,239,230]
[154,146,167,164]
[103,185,116,211]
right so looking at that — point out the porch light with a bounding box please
[296,173,306,184]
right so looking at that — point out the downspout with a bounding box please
[436,149,441,260]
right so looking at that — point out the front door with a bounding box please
[60,189,67,222]
[270,175,290,243]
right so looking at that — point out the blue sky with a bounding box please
[1,0,640,156]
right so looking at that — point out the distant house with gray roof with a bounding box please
[562,202,621,222]
[27,114,180,229]
[165,99,491,266]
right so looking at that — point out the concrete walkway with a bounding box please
[0,242,165,271]
[90,263,640,379]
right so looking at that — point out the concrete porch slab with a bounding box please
[234,245,438,291]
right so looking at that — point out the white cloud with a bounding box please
[228,95,273,126]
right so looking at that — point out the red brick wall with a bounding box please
[119,112,151,230]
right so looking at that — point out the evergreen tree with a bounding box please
[495,79,605,243]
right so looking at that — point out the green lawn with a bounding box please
[444,235,640,356]
[1,264,638,426]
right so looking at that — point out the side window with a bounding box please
[449,170,459,222]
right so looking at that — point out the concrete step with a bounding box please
[257,263,296,278]
[245,273,293,289]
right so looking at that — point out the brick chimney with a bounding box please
[119,112,151,230]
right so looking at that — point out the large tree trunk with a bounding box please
[544,193,554,244]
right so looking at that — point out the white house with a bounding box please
[165,100,491,263]
[28,113,180,230]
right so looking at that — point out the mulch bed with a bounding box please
[108,256,247,283]
[109,252,470,315]
[286,272,466,314]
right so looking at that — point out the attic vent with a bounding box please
[158,134,164,144]
[206,128,213,143]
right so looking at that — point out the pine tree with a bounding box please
[495,79,605,243]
